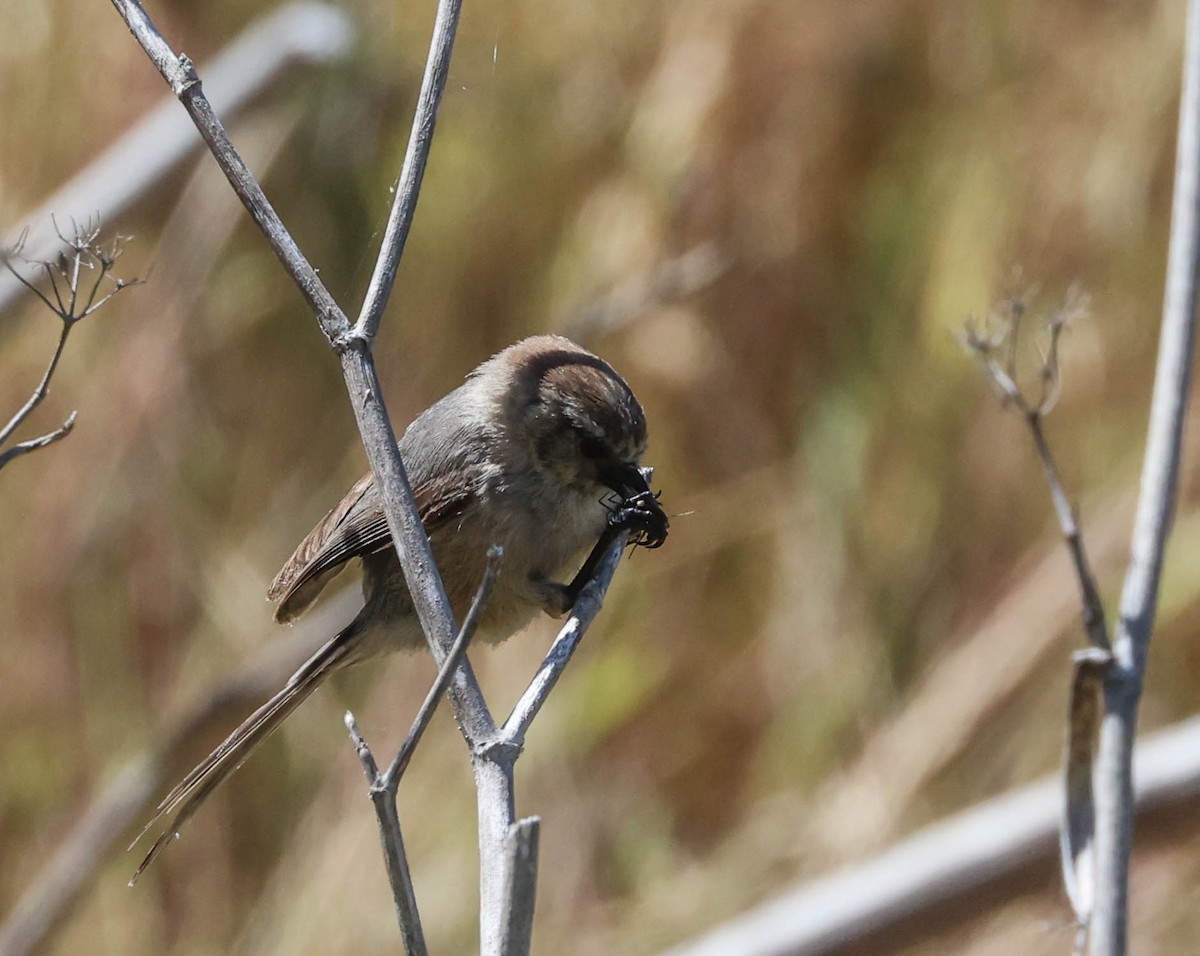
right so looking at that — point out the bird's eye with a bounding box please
[579,433,607,459]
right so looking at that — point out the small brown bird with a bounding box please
[133,335,666,880]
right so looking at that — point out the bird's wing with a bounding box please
[268,383,496,622]
[268,472,377,620]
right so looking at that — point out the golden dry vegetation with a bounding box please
[3,1,1200,954]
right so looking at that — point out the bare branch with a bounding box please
[345,713,428,956]
[3,249,65,316]
[336,349,498,746]
[959,8,1200,946]
[1091,0,1200,949]
[383,545,503,789]
[500,532,629,746]
[110,7,640,955]
[657,713,1200,956]
[43,258,69,316]
[343,546,500,956]
[107,0,496,744]
[961,294,1109,653]
[0,321,73,451]
[354,0,463,343]
[1026,414,1110,652]
[499,818,540,956]
[0,412,77,471]
[0,225,136,472]
[962,288,1119,950]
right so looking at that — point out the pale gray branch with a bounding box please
[1024,412,1110,651]
[500,532,629,746]
[335,351,497,745]
[354,0,463,343]
[110,6,633,954]
[499,818,541,956]
[658,714,1200,956]
[339,547,498,956]
[1090,0,1200,952]
[106,0,493,739]
[384,545,502,789]
[345,713,428,956]
[962,293,1117,941]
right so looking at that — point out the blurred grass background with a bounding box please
[3,0,1200,953]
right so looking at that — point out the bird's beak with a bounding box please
[598,461,653,498]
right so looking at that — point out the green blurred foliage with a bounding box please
[4,0,1200,953]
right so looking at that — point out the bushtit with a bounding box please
[133,335,667,879]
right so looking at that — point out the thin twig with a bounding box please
[0,412,77,471]
[109,3,507,942]
[1091,0,1200,950]
[354,0,463,343]
[0,322,73,450]
[1025,413,1110,652]
[500,532,629,746]
[383,545,503,788]
[1,225,135,472]
[470,533,632,953]
[337,0,495,744]
[4,250,65,316]
[344,546,501,956]
[963,293,1116,942]
[345,712,428,956]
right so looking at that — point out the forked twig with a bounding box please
[344,545,500,955]
[962,291,1113,939]
[962,291,1107,653]
[0,221,137,472]
[110,3,637,952]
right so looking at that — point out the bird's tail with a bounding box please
[130,619,362,884]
